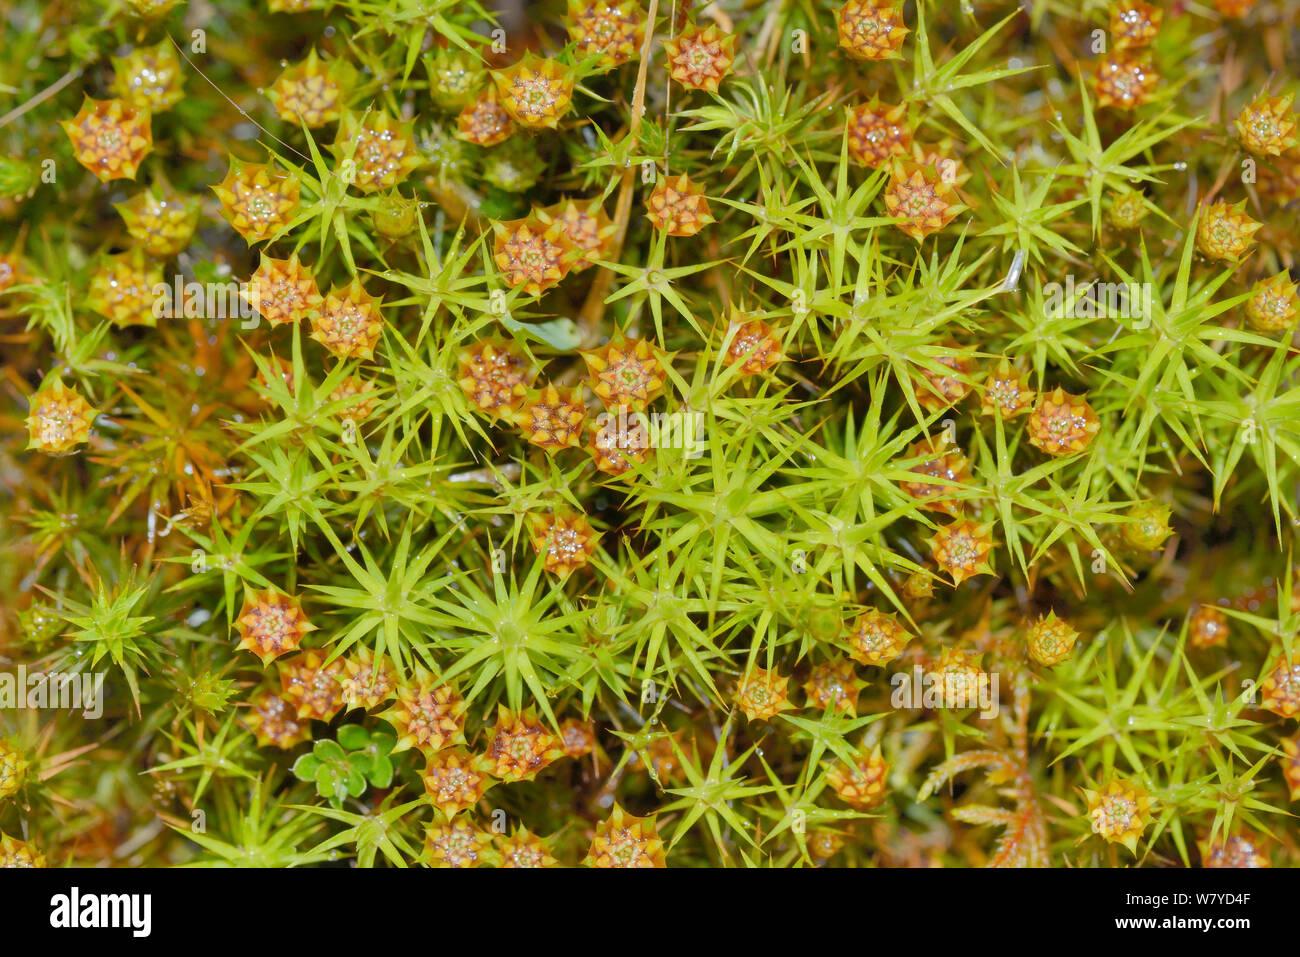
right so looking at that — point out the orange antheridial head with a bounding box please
[559,718,597,758]
[584,805,666,867]
[646,173,714,237]
[423,749,493,819]
[1188,604,1230,649]
[457,337,536,417]
[1110,1,1163,50]
[0,833,45,868]
[212,159,301,244]
[899,436,970,516]
[846,98,912,169]
[456,89,516,147]
[538,198,617,272]
[916,351,973,412]
[114,187,200,258]
[837,1,909,61]
[243,689,312,749]
[1244,272,1299,334]
[846,608,913,666]
[479,706,564,782]
[1200,833,1271,869]
[1195,200,1261,263]
[1026,611,1080,667]
[61,96,153,183]
[884,159,963,241]
[826,745,889,809]
[1027,388,1100,456]
[278,649,346,722]
[333,111,422,194]
[582,335,667,410]
[1092,54,1159,110]
[498,827,559,868]
[929,647,990,709]
[493,216,575,296]
[311,279,385,360]
[980,359,1035,418]
[588,411,652,476]
[734,667,793,721]
[26,378,98,456]
[234,589,316,665]
[1083,778,1154,854]
[111,41,185,113]
[269,49,353,128]
[381,679,467,754]
[492,54,575,130]
[929,519,996,586]
[567,0,645,70]
[328,375,379,424]
[723,318,784,376]
[529,510,601,577]
[511,384,587,451]
[423,820,495,868]
[337,648,398,712]
[662,22,736,93]
[1234,92,1298,157]
[88,248,164,328]
[245,253,324,327]
[1260,658,1300,719]
[803,658,866,716]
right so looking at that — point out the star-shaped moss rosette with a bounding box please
[380,678,467,755]
[645,172,714,236]
[337,648,398,712]
[836,0,909,61]
[456,337,536,418]
[826,745,890,809]
[1111,1,1163,50]
[803,658,866,716]
[1260,657,1300,719]
[0,833,45,868]
[1083,778,1154,855]
[311,278,385,360]
[883,158,964,240]
[733,666,793,721]
[114,186,199,258]
[528,509,600,577]
[242,689,312,749]
[211,158,300,244]
[1199,832,1271,868]
[846,608,913,666]
[244,252,324,327]
[899,436,970,515]
[25,377,98,456]
[1234,91,1298,157]
[510,384,587,451]
[979,359,1035,418]
[587,410,651,476]
[332,110,422,194]
[268,48,355,128]
[86,248,163,328]
[493,215,575,296]
[662,22,736,93]
[559,718,597,759]
[1244,272,1299,334]
[60,96,153,182]
[567,0,645,71]
[423,820,496,868]
[455,89,516,146]
[1026,612,1080,667]
[584,805,666,868]
[846,97,912,169]
[492,54,575,130]
[1121,501,1174,552]
[278,649,346,722]
[1027,388,1100,456]
[0,739,30,801]
[292,725,395,808]
[110,41,184,113]
[233,588,317,665]
[1195,199,1262,263]
[1188,605,1229,649]
[425,48,484,110]
[929,519,996,586]
[497,827,559,868]
[722,316,783,376]
[536,198,617,272]
[422,748,493,819]
[1092,53,1159,111]
[581,334,667,410]
[477,706,564,783]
